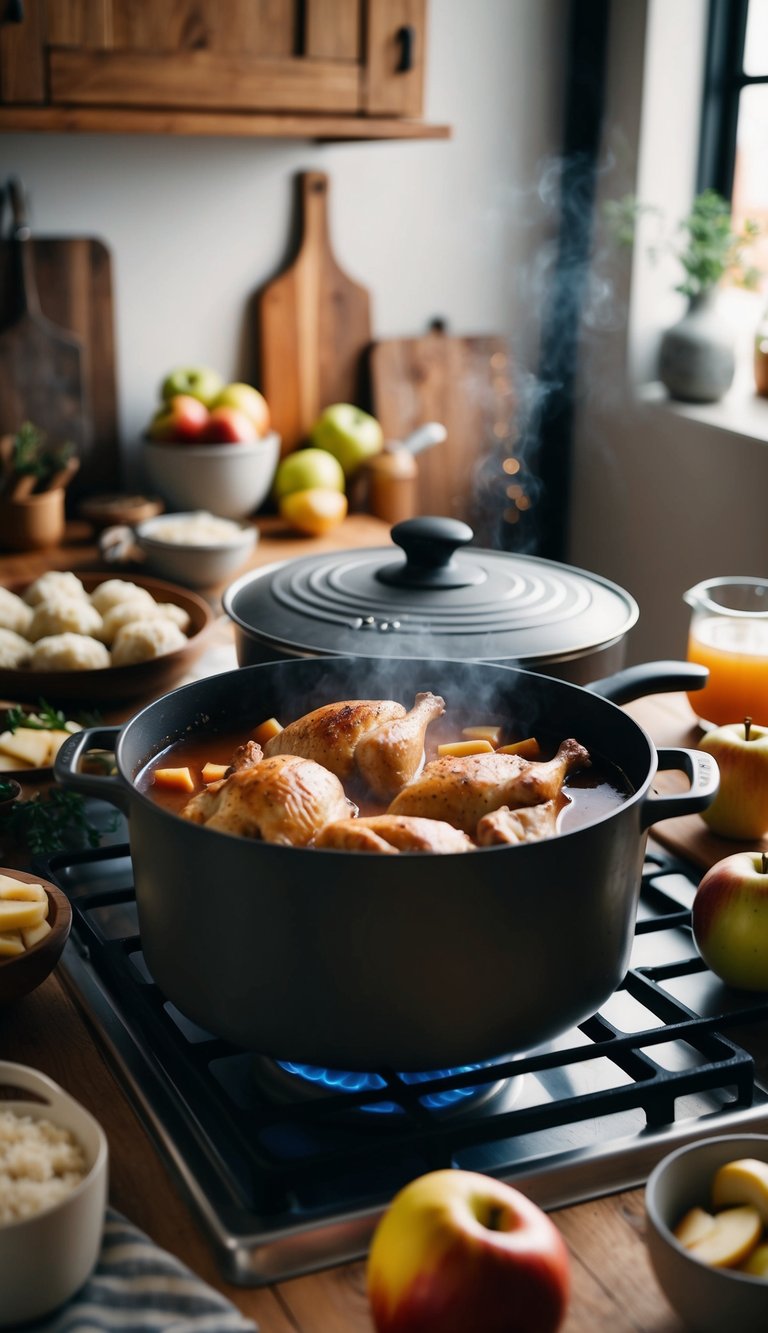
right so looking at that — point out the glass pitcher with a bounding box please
[684,576,768,727]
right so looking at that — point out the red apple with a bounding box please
[698,718,768,839]
[147,394,209,442]
[692,851,768,990]
[213,382,270,436]
[201,406,259,444]
[366,1169,570,1333]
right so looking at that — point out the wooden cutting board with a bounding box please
[0,229,120,499]
[257,171,372,456]
[369,327,515,529]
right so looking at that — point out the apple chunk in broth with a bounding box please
[137,700,632,847]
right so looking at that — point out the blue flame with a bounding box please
[276,1061,488,1114]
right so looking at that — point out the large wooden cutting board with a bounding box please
[0,233,120,498]
[369,327,515,529]
[258,171,372,456]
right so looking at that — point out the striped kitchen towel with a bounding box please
[33,1209,259,1332]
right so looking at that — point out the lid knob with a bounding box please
[377,516,486,589]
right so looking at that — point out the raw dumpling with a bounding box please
[111,618,187,666]
[23,571,88,606]
[90,579,156,616]
[28,596,103,644]
[0,588,33,637]
[0,627,33,669]
[156,602,191,632]
[30,633,110,671]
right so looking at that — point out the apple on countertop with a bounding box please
[366,1168,570,1333]
[697,717,768,840]
[692,850,768,991]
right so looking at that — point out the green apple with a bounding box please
[367,1168,570,1333]
[692,851,768,990]
[310,403,383,476]
[698,718,768,839]
[213,383,270,436]
[273,448,345,501]
[161,366,224,407]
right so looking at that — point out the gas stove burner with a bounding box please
[262,1058,517,1119]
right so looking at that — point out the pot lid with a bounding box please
[225,517,639,664]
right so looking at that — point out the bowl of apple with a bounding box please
[645,1134,768,1333]
[142,366,280,520]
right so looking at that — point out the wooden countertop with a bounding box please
[1,516,766,1332]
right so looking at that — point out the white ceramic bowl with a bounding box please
[142,431,280,519]
[645,1134,768,1333]
[135,511,258,588]
[0,1061,108,1327]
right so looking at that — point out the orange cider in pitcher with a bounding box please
[686,614,768,726]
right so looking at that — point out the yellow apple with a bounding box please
[712,1158,768,1225]
[698,718,768,839]
[279,488,348,536]
[684,1205,762,1268]
[673,1206,717,1247]
[366,1169,570,1333]
[213,383,270,436]
[739,1241,768,1277]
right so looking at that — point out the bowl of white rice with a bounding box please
[0,1060,108,1326]
[135,510,258,587]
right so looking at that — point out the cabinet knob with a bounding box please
[395,24,415,73]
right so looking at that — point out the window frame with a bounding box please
[697,0,768,196]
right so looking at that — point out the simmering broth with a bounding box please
[136,704,632,841]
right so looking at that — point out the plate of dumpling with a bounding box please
[0,571,214,703]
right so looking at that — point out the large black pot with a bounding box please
[54,656,717,1071]
[223,517,640,684]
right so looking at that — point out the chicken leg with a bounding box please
[264,692,445,797]
[388,738,590,836]
[476,799,560,846]
[315,814,473,854]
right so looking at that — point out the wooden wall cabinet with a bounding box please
[0,0,449,141]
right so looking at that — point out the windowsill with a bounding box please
[638,377,768,444]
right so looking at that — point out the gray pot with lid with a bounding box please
[223,516,639,683]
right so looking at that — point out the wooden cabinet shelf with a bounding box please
[0,106,449,142]
[0,0,449,144]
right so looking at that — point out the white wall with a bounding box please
[1,0,568,479]
[569,0,768,665]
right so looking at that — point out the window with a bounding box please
[699,0,768,276]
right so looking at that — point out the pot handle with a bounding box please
[585,660,708,706]
[53,725,131,815]
[639,747,719,830]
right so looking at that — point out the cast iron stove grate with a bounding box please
[38,843,768,1285]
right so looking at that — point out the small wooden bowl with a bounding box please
[0,870,72,1004]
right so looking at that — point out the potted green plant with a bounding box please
[0,422,79,551]
[606,189,763,402]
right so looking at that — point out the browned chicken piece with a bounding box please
[315,814,473,855]
[181,753,354,846]
[388,738,590,836]
[354,692,446,798]
[476,799,560,846]
[264,693,445,796]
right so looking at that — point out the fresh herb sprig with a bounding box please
[0,787,115,854]
[5,701,70,733]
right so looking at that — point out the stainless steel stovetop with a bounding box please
[39,840,768,1287]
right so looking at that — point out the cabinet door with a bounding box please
[28,0,363,114]
[364,0,427,118]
